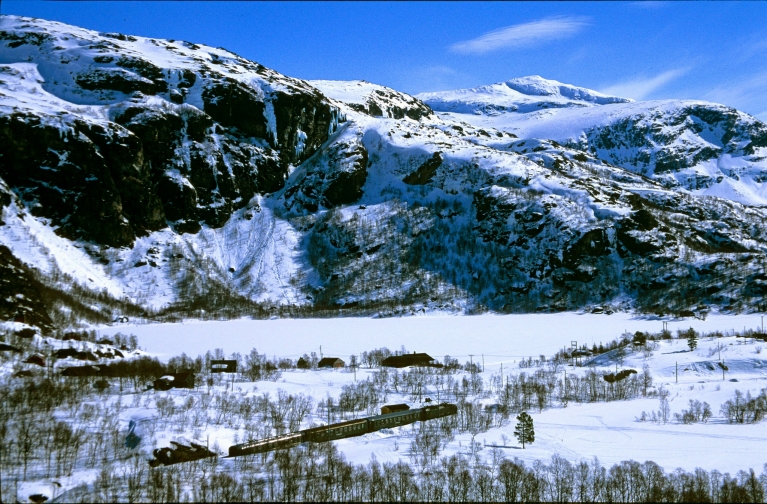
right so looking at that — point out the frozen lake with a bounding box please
[97,313,767,473]
[100,312,767,363]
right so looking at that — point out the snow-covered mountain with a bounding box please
[417,75,632,115]
[419,78,767,206]
[3,16,767,330]
[310,80,432,120]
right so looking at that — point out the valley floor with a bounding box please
[97,312,767,474]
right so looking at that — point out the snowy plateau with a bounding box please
[3,15,767,503]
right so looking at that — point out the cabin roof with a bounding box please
[381,353,434,367]
[318,357,344,366]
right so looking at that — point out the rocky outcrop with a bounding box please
[578,104,767,185]
[348,87,433,120]
[0,16,341,244]
[310,80,433,121]
[403,152,443,185]
[0,113,149,246]
[0,245,54,332]
[283,138,368,212]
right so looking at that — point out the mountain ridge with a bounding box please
[2,15,767,331]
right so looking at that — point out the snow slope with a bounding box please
[419,79,767,206]
[3,16,767,321]
[417,75,632,115]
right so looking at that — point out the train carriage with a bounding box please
[421,402,458,420]
[369,407,421,431]
[303,418,369,443]
[227,403,458,458]
[228,432,302,457]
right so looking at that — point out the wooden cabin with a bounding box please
[381,404,410,414]
[318,357,345,369]
[381,352,435,368]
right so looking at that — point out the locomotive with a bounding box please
[228,402,457,457]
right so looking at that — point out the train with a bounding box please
[228,402,457,457]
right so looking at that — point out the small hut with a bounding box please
[381,352,435,368]
[318,357,345,369]
[24,354,45,367]
[154,372,195,391]
[381,404,410,414]
[0,343,20,353]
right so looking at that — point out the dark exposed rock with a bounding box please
[283,139,368,211]
[563,228,610,269]
[403,152,443,185]
[0,245,54,332]
[202,77,268,139]
[322,143,369,206]
[272,90,338,167]
[75,68,164,95]
[0,114,139,246]
[335,83,433,120]
[1,19,339,246]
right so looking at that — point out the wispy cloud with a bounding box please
[450,16,590,55]
[600,68,691,100]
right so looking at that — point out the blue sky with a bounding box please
[4,1,767,120]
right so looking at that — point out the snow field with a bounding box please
[101,311,767,363]
[94,312,767,474]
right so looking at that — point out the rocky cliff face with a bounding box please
[2,16,767,326]
[0,17,341,245]
[419,80,767,206]
[573,104,767,189]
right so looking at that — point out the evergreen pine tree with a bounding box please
[514,411,535,449]
[687,328,698,351]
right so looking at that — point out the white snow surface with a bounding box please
[94,312,767,475]
[310,80,394,106]
[417,75,632,115]
[429,99,767,206]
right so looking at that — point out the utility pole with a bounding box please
[482,354,485,373]
[675,362,678,383]
[571,341,578,367]
[469,354,474,373]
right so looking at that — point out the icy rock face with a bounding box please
[283,137,369,212]
[311,80,433,120]
[4,16,767,319]
[0,245,54,332]
[573,104,767,189]
[0,16,339,245]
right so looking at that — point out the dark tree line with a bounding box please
[51,442,767,502]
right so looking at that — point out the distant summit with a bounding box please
[2,16,767,322]
[417,75,632,115]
